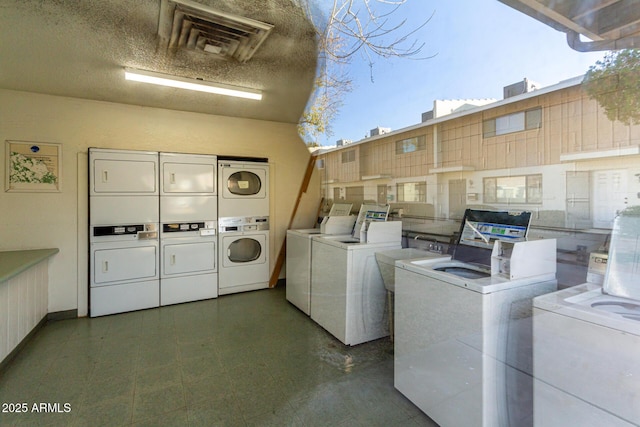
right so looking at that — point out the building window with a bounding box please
[395,135,426,154]
[525,107,542,130]
[341,150,356,163]
[483,174,542,204]
[483,107,542,138]
[397,182,426,202]
[316,158,325,169]
[333,187,341,201]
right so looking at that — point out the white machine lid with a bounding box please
[452,209,532,268]
[603,209,640,300]
[352,204,389,238]
[328,203,353,216]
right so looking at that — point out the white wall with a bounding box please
[0,89,316,316]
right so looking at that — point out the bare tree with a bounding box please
[297,0,435,143]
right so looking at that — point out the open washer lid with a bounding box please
[452,209,532,269]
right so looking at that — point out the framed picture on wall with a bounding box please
[5,140,62,192]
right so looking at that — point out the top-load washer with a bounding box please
[532,210,640,427]
[286,203,355,315]
[218,159,269,218]
[394,209,557,427]
[310,206,401,346]
[89,148,160,317]
[533,284,640,427]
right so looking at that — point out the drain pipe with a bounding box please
[567,30,640,52]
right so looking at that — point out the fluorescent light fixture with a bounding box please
[124,68,262,100]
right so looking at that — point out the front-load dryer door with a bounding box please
[218,162,269,217]
[219,163,268,201]
[222,234,267,268]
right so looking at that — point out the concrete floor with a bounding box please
[0,285,438,426]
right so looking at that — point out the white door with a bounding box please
[593,170,628,229]
[160,153,217,195]
[90,149,158,195]
[93,245,158,285]
[163,241,216,275]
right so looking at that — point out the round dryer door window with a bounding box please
[227,171,262,195]
[228,238,262,263]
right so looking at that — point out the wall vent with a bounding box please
[158,0,274,62]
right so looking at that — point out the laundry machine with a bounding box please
[89,148,160,317]
[89,148,159,218]
[90,225,160,317]
[533,285,640,427]
[160,152,217,218]
[159,153,218,305]
[532,211,640,427]
[286,203,355,315]
[218,216,269,295]
[218,159,269,218]
[310,220,402,345]
[160,222,217,305]
[393,209,557,427]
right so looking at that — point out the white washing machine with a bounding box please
[90,225,160,317]
[159,153,218,305]
[393,209,557,427]
[310,221,402,345]
[394,256,556,427]
[532,285,640,427]
[218,216,269,295]
[532,211,640,427]
[89,148,160,317]
[218,159,269,218]
[160,221,217,305]
[286,203,356,316]
[286,228,324,315]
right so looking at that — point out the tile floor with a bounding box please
[0,286,438,426]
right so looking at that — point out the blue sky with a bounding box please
[317,0,606,146]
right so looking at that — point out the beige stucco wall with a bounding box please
[0,89,318,316]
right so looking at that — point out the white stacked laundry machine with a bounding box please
[89,148,219,317]
[217,159,270,295]
[89,149,161,317]
[159,153,218,305]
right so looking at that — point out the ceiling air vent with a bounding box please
[158,0,274,62]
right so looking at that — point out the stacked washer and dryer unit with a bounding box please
[89,149,161,317]
[159,153,218,306]
[89,149,219,317]
[89,150,270,317]
[217,159,270,295]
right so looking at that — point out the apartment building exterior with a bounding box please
[314,76,640,234]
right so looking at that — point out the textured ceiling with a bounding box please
[0,0,319,123]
